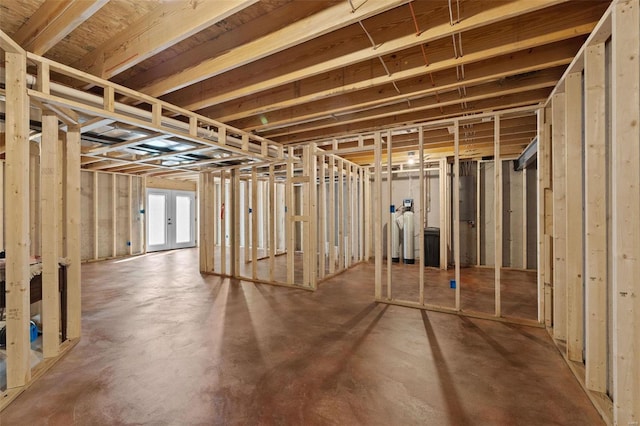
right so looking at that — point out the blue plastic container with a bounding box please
[450,279,456,289]
[30,321,38,342]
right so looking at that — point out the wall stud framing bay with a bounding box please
[612,0,640,421]
[318,154,326,279]
[338,157,345,271]
[252,167,259,280]
[552,92,568,341]
[269,164,276,282]
[494,116,502,317]
[286,148,295,285]
[346,163,352,269]
[243,177,250,263]
[454,123,461,311]
[308,144,318,289]
[232,169,241,277]
[419,128,425,305]
[439,157,447,270]
[386,131,392,299]
[374,132,383,298]
[565,71,585,363]
[220,171,227,276]
[329,155,336,273]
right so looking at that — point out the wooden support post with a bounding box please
[338,158,345,271]
[208,173,215,272]
[41,112,61,358]
[346,164,352,268]
[199,173,208,272]
[329,155,336,274]
[269,164,276,282]
[542,106,554,327]
[552,92,567,341]
[112,173,117,257]
[231,169,241,277]
[286,148,295,284]
[565,71,584,362]
[128,175,133,255]
[364,169,371,261]
[584,42,607,392]
[359,167,365,261]
[318,155,326,278]
[454,123,461,311]
[374,133,383,298]
[244,178,250,263]
[65,126,82,340]
[419,128,425,305]
[386,132,392,299]
[309,144,318,289]
[439,158,448,270]
[536,108,547,324]
[5,49,31,388]
[93,171,99,260]
[494,116,502,317]
[522,168,527,269]
[252,167,258,280]
[220,171,227,276]
[302,148,311,286]
[476,161,481,266]
[142,177,148,254]
[612,1,640,421]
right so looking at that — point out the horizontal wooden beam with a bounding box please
[12,0,108,55]
[139,0,411,97]
[75,0,258,79]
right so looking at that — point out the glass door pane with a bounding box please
[147,192,168,250]
[174,194,194,246]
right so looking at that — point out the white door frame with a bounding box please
[146,189,196,252]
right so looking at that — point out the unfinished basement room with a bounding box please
[0,0,637,424]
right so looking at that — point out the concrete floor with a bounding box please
[2,248,602,425]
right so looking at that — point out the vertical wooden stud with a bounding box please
[41,112,61,357]
[612,1,640,421]
[5,49,31,388]
[374,133,383,298]
[565,71,585,362]
[232,169,241,277]
[494,116,502,317]
[419,128,425,305]
[552,92,568,340]
[269,164,276,282]
[329,155,336,273]
[584,42,607,392]
[309,145,318,289]
[93,171,99,260]
[252,167,259,280]
[454,122,461,311]
[386,131,392,299]
[220,171,226,276]
[286,148,295,284]
[65,126,82,340]
[439,158,447,270]
[318,155,326,279]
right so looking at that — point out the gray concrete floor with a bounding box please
[1,248,603,425]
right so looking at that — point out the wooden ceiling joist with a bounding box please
[164,0,594,113]
[11,0,108,55]
[140,0,412,97]
[74,0,260,79]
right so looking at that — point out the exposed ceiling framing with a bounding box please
[0,0,611,177]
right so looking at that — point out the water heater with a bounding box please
[403,199,415,264]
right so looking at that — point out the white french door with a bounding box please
[146,189,196,252]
